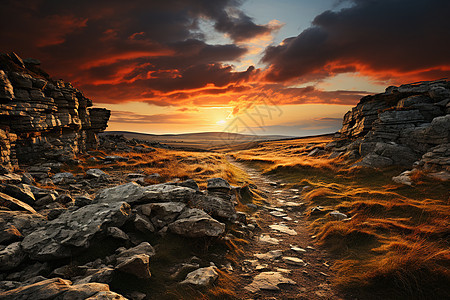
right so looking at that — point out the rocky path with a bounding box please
[228,157,343,300]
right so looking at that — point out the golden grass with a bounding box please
[63,147,250,188]
[231,137,450,299]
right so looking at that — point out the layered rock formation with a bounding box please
[327,79,449,180]
[0,52,110,173]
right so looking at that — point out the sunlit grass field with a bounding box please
[231,136,450,299]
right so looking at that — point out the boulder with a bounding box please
[133,214,155,233]
[0,211,45,244]
[181,266,218,287]
[0,278,72,300]
[115,254,151,279]
[140,202,186,228]
[190,194,236,219]
[21,201,131,260]
[94,182,146,204]
[0,242,26,271]
[62,283,110,300]
[207,178,231,190]
[106,227,129,241]
[168,208,225,238]
[115,242,155,279]
[140,184,197,203]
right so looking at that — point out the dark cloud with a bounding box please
[263,0,450,82]
[0,0,275,103]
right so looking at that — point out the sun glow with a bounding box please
[216,120,227,125]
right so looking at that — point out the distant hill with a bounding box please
[101,131,298,150]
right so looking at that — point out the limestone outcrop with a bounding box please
[0,52,110,173]
[326,79,449,181]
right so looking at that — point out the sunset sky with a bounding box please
[1,0,449,136]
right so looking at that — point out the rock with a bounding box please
[140,184,196,203]
[85,291,127,299]
[178,179,199,191]
[190,194,237,219]
[392,170,413,185]
[51,173,75,185]
[290,246,307,254]
[0,174,22,184]
[0,211,45,244]
[331,79,449,173]
[115,242,155,279]
[20,173,35,185]
[254,250,283,260]
[133,214,155,233]
[85,169,108,179]
[270,210,287,218]
[0,278,72,300]
[0,184,35,205]
[21,201,131,260]
[168,208,225,238]
[62,283,110,300]
[207,178,231,190]
[0,53,110,172]
[140,202,186,228]
[329,210,348,220]
[0,242,26,271]
[427,171,450,181]
[0,70,14,100]
[106,227,129,241]
[116,254,151,279]
[0,192,37,214]
[181,266,218,287]
[55,194,73,206]
[170,263,200,280]
[258,235,281,245]
[74,196,92,207]
[34,194,57,207]
[146,173,161,180]
[116,242,155,259]
[94,182,145,204]
[28,185,58,200]
[244,271,296,293]
[355,153,393,168]
[282,256,305,266]
[269,224,297,235]
[125,173,145,183]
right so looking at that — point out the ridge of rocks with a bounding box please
[0,52,110,173]
[325,79,449,181]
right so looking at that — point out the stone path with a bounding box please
[228,157,343,299]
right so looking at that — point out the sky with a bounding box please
[1,0,449,136]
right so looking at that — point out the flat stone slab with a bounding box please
[290,246,307,254]
[181,266,219,287]
[258,235,281,245]
[244,271,296,293]
[269,224,297,235]
[270,211,287,218]
[282,256,305,266]
[254,250,283,261]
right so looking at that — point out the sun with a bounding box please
[216,120,227,125]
